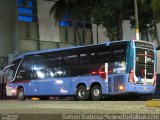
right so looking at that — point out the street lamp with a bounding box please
[134,0,140,40]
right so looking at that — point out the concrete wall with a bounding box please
[92,20,137,44]
[67,27,75,43]
[156,23,160,48]
[59,26,92,45]
[0,0,17,57]
[156,23,160,42]
[122,20,135,40]
[92,24,109,44]
[0,70,3,83]
[92,20,137,43]
[157,50,160,74]
[84,29,92,44]
[37,0,60,49]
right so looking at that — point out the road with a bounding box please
[0,100,160,120]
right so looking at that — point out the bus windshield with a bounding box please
[4,59,21,82]
[135,41,155,81]
[7,66,15,82]
[135,48,154,79]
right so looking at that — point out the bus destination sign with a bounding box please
[135,42,154,49]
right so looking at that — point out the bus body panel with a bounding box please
[6,76,108,96]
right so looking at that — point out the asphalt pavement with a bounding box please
[0,100,160,120]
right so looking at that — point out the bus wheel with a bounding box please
[17,88,25,101]
[76,85,89,101]
[91,85,102,101]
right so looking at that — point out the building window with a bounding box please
[17,0,37,22]
[18,0,39,47]
[59,15,71,27]
[18,7,33,14]
[18,16,33,22]
[59,14,93,45]
[59,15,92,29]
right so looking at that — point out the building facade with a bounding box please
[0,0,159,69]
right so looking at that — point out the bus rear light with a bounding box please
[99,71,106,80]
[118,85,125,91]
[129,69,135,84]
[98,65,106,80]
[153,73,156,86]
[91,71,98,75]
[91,70,108,80]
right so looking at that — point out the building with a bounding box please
[0,0,160,69]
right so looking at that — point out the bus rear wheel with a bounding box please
[17,88,25,101]
[76,85,89,101]
[91,85,102,101]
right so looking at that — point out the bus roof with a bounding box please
[14,40,133,60]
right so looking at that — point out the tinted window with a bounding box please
[5,59,21,82]
[45,43,127,77]
[16,43,128,80]
[110,44,127,74]
[16,55,47,80]
[135,48,154,79]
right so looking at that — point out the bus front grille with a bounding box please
[108,75,125,93]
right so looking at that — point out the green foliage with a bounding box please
[49,0,160,43]
[138,0,160,46]
[151,0,160,22]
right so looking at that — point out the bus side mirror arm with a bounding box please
[3,64,15,72]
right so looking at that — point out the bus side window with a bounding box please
[110,44,127,74]
[32,55,48,79]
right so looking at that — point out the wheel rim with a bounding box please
[19,91,23,98]
[78,89,86,98]
[93,88,100,97]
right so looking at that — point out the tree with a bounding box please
[50,0,94,44]
[90,0,135,41]
[150,0,160,22]
[150,0,160,47]
[50,0,134,41]
[49,0,160,43]
[138,0,160,47]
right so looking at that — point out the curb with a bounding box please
[145,99,160,107]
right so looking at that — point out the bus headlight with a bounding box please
[118,85,125,91]
[12,89,16,94]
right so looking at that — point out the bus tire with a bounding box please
[91,85,102,101]
[76,85,89,101]
[17,88,25,101]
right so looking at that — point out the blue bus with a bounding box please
[4,40,156,101]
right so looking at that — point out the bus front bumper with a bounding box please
[6,86,17,96]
